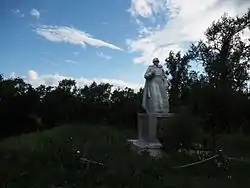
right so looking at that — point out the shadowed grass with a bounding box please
[0,124,250,188]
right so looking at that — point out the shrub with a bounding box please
[1,125,250,187]
[220,134,250,158]
[160,107,203,151]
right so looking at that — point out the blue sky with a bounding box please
[1,0,249,89]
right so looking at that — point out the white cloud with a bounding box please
[28,70,38,80]
[13,9,25,17]
[96,52,112,60]
[127,0,250,64]
[30,9,40,19]
[128,0,172,18]
[9,72,16,78]
[241,28,250,43]
[65,60,77,64]
[23,70,142,91]
[35,25,123,51]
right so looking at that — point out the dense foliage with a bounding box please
[1,125,249,188]
[0,77,144,138]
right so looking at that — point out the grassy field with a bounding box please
[0,124,250,188]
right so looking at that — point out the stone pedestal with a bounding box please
[138,113,158,143]
[128,139,162,158]
[128,113,173,158]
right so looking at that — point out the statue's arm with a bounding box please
[144,66,154,80]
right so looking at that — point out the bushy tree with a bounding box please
[165,51,190,111]
[189,10,250,91]
[0,76,144,137]
[186,9,250,150]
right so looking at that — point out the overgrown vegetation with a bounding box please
[1,8,250,188]
[0,125,250,188]
[160,108,203,151]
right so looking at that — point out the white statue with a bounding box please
[142,58,170,114]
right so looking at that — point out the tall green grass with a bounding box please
[0,124,250,188]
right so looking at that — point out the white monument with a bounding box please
[142,57,170,114]
[129,58,171,157]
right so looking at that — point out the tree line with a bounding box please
[1,9,250,139]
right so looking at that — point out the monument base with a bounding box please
[128,139,162,158]
[128,113,173,158]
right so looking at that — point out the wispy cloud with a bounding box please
[13,9,25,17]
[96,52,112,60]
[30,9,40,19]
[35,25,123,51]
[127,0,250,64]
[65,59,77,64]
[128,0,169,18]
[24,70,142,91]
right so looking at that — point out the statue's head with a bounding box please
[152,58,159,66]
